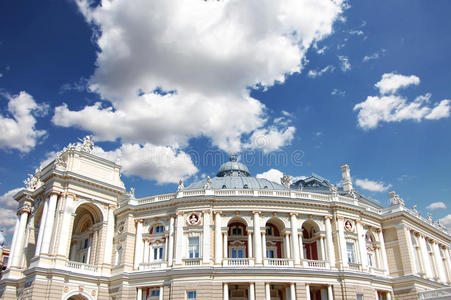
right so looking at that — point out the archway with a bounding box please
[227,218,248,261]
[265,218,285,259]
[68,203,104,264]
[302,221,321,260]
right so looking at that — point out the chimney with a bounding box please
[341,164,353,192]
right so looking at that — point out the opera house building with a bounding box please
[0,137,450,300]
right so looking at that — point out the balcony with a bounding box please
[369,266,386,276]
[348,262,361,270]
[263,258,294,267]
[303,259,327,269]
[66,261,99,273]
[183,258,201,266]
[140,261,167,270]
[223,258,254,266]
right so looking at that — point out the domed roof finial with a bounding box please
[230,155,237,162]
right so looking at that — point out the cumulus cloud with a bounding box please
[375,73,420,95]
[246,125,296,154]
[0,91,47,152]
[0,188,21,209]
[308,65,335,78]
[426,201,447,210]
[53,0,345,153]
[338,56,351,72]
[355,178,392,192]
[439,214,451,232]
[0,208,17,234]
[256,169,284,184]
[354,74,451,129]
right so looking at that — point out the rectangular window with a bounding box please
[153,247,164,260]
[84,238,89,249]
[187,291,197,299]
[267,249,275,258]
[154,248,158,260]
[367,253,373,267]
[231,249,243,258]
[346,242,355,263]
[159,247,164,259]
[151,289,160,296]
[357,294,364,300]
[188,237,199,258]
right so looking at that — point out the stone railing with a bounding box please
[66,261,99,273]
[303,259,327,269]
[264,258,293,267]
[348,262,361,270]
[369,266,386,276]
[418,287,451,299]
[223,258,253,266]
[183,258,201,266]
[139,261,167,270]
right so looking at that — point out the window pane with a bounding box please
[187,291,197,299]
[159,247,164,259]
[346,242,355,263]
[189,237,199,258]
[154,248,158,260]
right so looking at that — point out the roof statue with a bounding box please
[389,190,405,206]
[0,229,5,249]
[204,176,212,189]
[79,135,94,153]
[177,179,184,191]
[281,174,292,188]
[24,169,42,191]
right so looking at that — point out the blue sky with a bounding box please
[1,0,451,242]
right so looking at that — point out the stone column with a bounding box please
[40,192,59,255]
[168,216,175,266]
[284,234,291,259]
[215,212,222,264]
[136,288,142,300]
[356,221,368,270]
[444,247,451,283]
[134,220,144,269]
[223,283,229,300]
[261,232,267,260]
[11,206,31,267]
[290,283,296,300]
[290,213,300,265]
[223,232,228,259]
[305,284,311,300]
[143,240,149,263]
[377,229,389,275]
[337,218,347,268]
[159,286,164,300]
[253,212,263,264]
[248,232,253,258]
[175,213,184,265]
[386,291,392,300]
[249,283,255,300]
[34,197,49,256]
[299,234,304,262]
[103,205,115,264]
[56,194,75,258]
[406,229,418,274]
[433,242,447,283]
[419,235,432,278]
[325,217,335,267]
[265,283,270,300]
[320,237,326,261]
[7,217,19,268]
[202,210,211,264]
[327,285,334,300]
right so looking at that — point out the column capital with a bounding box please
[252,211,261,215]
[202,209,211,214]
[64,192,77,200]
[324,216,332,220]
[176,211,184,216]
[289,212,298,217]
[17,206,31,215]
[45,190,61,198]
[135,218,144,224]
[376,228,382,233]
[214,211,222,215]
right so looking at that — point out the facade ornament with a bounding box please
[55,151,67,170]
[281,174,292,188]
[389,191,405,206]
[24,170,42,191]
[329,185,338,197]
[129,187,135,199]
[427,213,433,223]
[412,205,419,215]
[79,135,94,153]
[204,176,212,189]
[348,188,356,199]
[178,179,184,191]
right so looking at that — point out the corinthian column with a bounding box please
[214,212,222,264]
[40,192,59,255]
[202,210,211,264]
[57,194,75,258]
[290,213,300,265]
[134,220,144,269]
[167,216,175,266]
[324,216,335,268]
[11,206,31,267]
[253,212,262,264]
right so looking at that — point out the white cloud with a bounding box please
[331,88,346,96]
[246,126,296,154]
[0,208,18,234]
[375,73,420,95]
[316,46,328,55]
[256,169,284,184]
[354,92,451,130]
[426,201,447,210]
[0,91,47,152]
[349,30,364,36]
[308,65,335,78]
[0,188,21,209]
[338,56,351,72]
[355,178,392,192]
[363,53,379,62]
[54,0,345,153]
[439,214,451,232]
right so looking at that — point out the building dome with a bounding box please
[216,155,251,177]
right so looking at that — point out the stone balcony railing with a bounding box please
[66,261,99,273]
[348,262,362,270]
[223,258,254,266]
[139,261,167,271]
[183,258,202,266]
[303,259,327,269]
[263,258,294,267]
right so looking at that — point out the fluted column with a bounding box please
[305,284,311,300]
[327,285,334,300]
[377,229,389,275]
[41,192,59,255]
[56,194,75,258]
[248,232,253,258]
[337,218,347,268]
[324,217,335,267]
[134,220,144,269]
[103,204,115,264]
[320,237,326,261]
[175,213,184,265]
[159,286,164,300]
[290,213,300,265]
[249,283,255,300]
[223,283,229,300]
[406,229,418,274]
[419,235,433,278]
[215,212,222,264]
[223,232,228,259]
[433,242,447,283]
[11,206,31,267]
[356,221,367,270]
[168,216,175,266]
[284,233,291,259]
[34,197,49,256]
[261,232,267,260]
[290,283,296,300]
[265,283,270,300]
[253,212,262,264]
[136,288,142,300]
[444,248,451,283]
[202,210,211,264]
[7,217,19,268]
[143,240,149,263]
